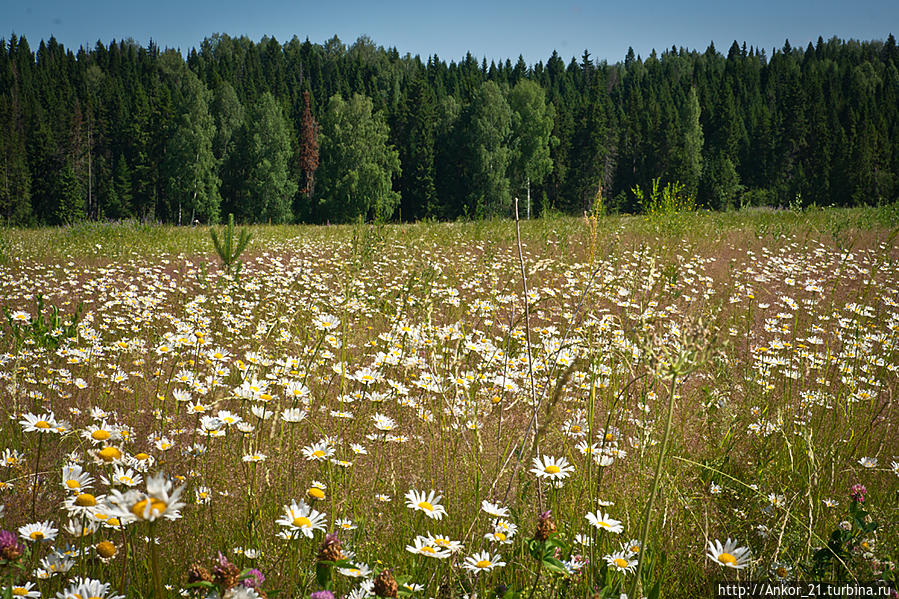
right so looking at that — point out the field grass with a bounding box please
[0,206,897,599]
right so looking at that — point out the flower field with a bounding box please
[0,209,897,598]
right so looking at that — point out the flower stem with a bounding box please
[629,373,678,598]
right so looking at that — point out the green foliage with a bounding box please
[633,178,697,218]
[210,212,252,275]
[466,81,513,217]
[4,293,83,351]
[317,93,401,223]
[242,92,297,224]
[1,32,898,223]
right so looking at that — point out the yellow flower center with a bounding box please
[570,425,582,433]
[630,545,641,553]
[75,493,97,506]
[598,521,610,528]
[292,516,312,528]
[66,479,81,489]
[718,552,738,566]
[107,517,121,527]
[98,446,122,462]
[495,532,506,541]
[614,558,629,568]
[35,420,51,429]
[131,497,167,518]
[121,476,133,485]
[12,588,28,596]
[545,465,561,474]
[313,450,325,458]
[776,566,788,577]
[308,487,325,499]
[96,541,117,558]
[92,429,111,441]
[29,531,45,540]
[418,501,434,511]
[475,559,491,568]
[421,546,436,553]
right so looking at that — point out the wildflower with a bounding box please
[530,455,575,481]
[586,511,624,534]
[481,500,509,518]
[770,561,792,581]
[404,489,447,520]
[822,498,838,508]
[62,464,94,492]
[622,539,642,556]
[105,472,186,522]
[19,521,58,543]
[281,408,306,423]
[96,540,117,561]
[535,510,557,541]
[336,518,356,531]
[0,529,24,561]
[301,442,334,462]
[707,538,751,569]
[317,531,344,561]
[242,452,267,463]
[604,551,637,573]
[463,550,506,572]
[405,535,450,558]
[858,457,877,469]
[373,569,398,598]
[427,532,464,554]
[63,492,105,519]
[891,461,899,477]
[276,500,326,538]
[5,582,40,597]
[850,484,867,503]
[19,412,59,433]
[307,481,326,500]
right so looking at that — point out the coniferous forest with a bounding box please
[1,32,898,225]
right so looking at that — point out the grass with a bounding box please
[0,207,897,598]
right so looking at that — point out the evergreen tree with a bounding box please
[160,53,220,223]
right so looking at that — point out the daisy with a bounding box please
[19,412,58,433]
[19,521,58,543]
[891,461,899,477]
[604,550,637,573]
[404,489,447,520]
[105,472,186,522]
[531,455,575,481]
[585,511,623,534]
[463,550,506,572]
[4,582,40,597]
[103,465,143,487]
[485,529,513,545]
[275,500,326,538]
[307,481,326,500]
[480,500,509,518]
[63,492,105,518]
[62,464,94,493]
[622,539,642,556]
[336,518,356,531]
[301,442,334,462]
[427,533,464,554]
[57,577,124,599]
[338,562,372,578]
[858,457,877,469]
[707,538,752,569]
[82,421,121,444]
[405,535,450,559]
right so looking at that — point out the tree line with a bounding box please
[1,32,897,225]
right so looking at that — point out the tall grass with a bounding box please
[0,207,896,598]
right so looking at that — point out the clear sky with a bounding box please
[5,0,897,65]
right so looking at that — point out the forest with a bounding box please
[0,32,897,225]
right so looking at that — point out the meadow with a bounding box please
[0,207,897,599]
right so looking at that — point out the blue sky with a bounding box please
[6,0,897,65]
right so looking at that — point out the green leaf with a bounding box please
[315,561,332,589]
[541,556,569,575]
